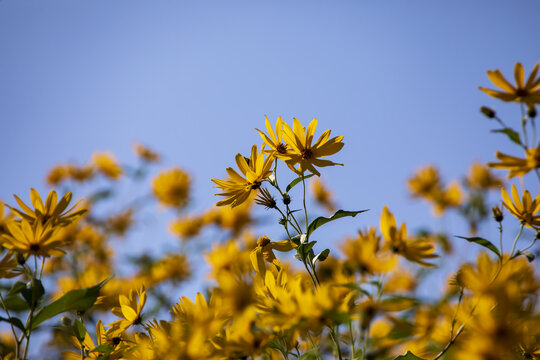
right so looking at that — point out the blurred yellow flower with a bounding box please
[380,206,438,267]
[132,142,160,163]
[310,177,336,213]
[487,145,540,178]
[67,163,95,182]
[152,167,191,208]
[479,62,540,105]
[465,162,504,190]
[408,165,441,199]
[212,145,273,207]
[501,184,540,228]
[92,151,124,180]
[46,164,68,186]
[169,215,204,240]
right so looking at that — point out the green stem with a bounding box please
[329,326,343,360]
[348,320,356,357]
[521,103,529,148]
[0,291,21,358]
[510,223,524,256]
[302,174,309,234]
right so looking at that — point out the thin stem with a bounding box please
[348,320,356,357]
[510,223,524,256]
[302,174,309,234]
[521,103,529,148]
[39,257,46,280]
[433,325,465,360]
[0,292,21,358]
[329,326,343,360]
[518,236,537,253]
[360,326,368,360]
[498,221,503,262]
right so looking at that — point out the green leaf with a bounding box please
[2,295,30,311]
[456,236,500,258]
[297,241,317,262]
[266,339,283,352]
[90,344,114,354]
[312,249,330,264]
[307,209,368,238]
[73,319,86,342]
[339,283,370,297]
[7,281,27,297]
[380,296,417,312]
[0,316,25,332]
[21,279,45,307]
[392,351,426,360]
[514,251,535,262]
[30,277,110,330]
[286,174,315,193]
[491,128,522,146]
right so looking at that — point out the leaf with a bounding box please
[90,344,114,354]
[2,295,30,311]
[73,319,86,342]
[7,282,27,297]
[30,277,110,330]
[286,174,315,193]
[297,241,317,262]
[21,279,45,307]
[491,128,522,146]
[307,209,368,238]
[456,236,500,258]
[514,251,535,262]
[340,283,370,297]
[266,339,283,351]
[392,351,426,360]
[0,316,25,332]
[380,296,417,312]
[312,249,330,265]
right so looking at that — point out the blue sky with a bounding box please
[1,0,540,292]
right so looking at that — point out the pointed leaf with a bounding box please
[312,249,330,265]
[90,344,114,354]
[30,277,110,330]
[456,236,500,258]
[491,128,522,146]
[514,250,535,262]
[307,209,368,238]
[73,319,87,342]
[392,351,426,360]
[286,174,315,193]
[0,316,25,332]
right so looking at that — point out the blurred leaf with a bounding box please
[90,344,114,354]
[0,316,25,332]
[286,174,315,193]
[392,351,426,360]
[380,296,417,312]
[307,209,368,238]
[30,277,110,330]
[73,319,86,342]
[456,236,500,258]
[89,189,113,203]
[1,295,30,311]
[7,282,27,297]
[491,128,522,146]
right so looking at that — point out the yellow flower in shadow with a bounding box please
[501,184,540,228]
[487,144,540,178]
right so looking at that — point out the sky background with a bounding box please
[1,0,540,299]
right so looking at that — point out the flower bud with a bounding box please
[60,316,72,327]
[492,205,503,222]
[282,193,291,205]
[528,105,537,119]
[480,106,496,119]
[16,253,26,266]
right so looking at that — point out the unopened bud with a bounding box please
[16,253,26,265]
[528,106,537,119]
[480,106,496,119]
[282,193,291,205]
[492,205,503,222]
[60,316,72,327]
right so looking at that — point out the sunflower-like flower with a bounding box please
[380,206,438,267]
[7,188,86,227]
[92,152,124,180]
[281,118,344,176]
[487,145,540,178]
[250,235,295,279]
[152,167,191,208]
[479,62,540,105]
[1,219,66,257]
[62,320,127,360]
[108,286,147,334]
[501,184,540,228]
[212,145,273,207]
[255,115,291,160]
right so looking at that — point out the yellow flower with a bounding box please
[67,163,95,182]
[479,62,540,105]
[46,164,68,186]
[408,165,442,199]
[255,115,291,159]
[107,209,134,236]
[132,142,160,163]
[281,117,344,176]
[487,145,540,178]
[310,177,336,213]
[149,254,191,285]
[212,145,273,207]
[432,181,462,216]
[380,206,438,267]
[108,286,147,334]
[250,236,294,279]
[169,215,204,240]
[501,184,540,227]
[152,167,191,208]
[92,152,124,180]
[7,189,86,227]
[62,320,127,360]
[0,251,19,279]
[465,162,504,190]
[1,218,66,257]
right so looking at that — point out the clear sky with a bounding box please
[1,0,540,291]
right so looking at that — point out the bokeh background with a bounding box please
[1,0,540,297]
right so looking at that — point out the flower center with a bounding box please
[301,148,313,160]
[30,244,40,252]
[257,236,271,247]
[516,88,529,97]
[251,181,261,190]
[276,143,287,154]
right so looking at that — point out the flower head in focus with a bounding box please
[255,115,291,160]
[250,235,295,279]
[1,219,67,257]
[108,286,147,334]
[212,145,273,207]
[501,184,540,228]
[479,62,540,105]
[281,118,344,176]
